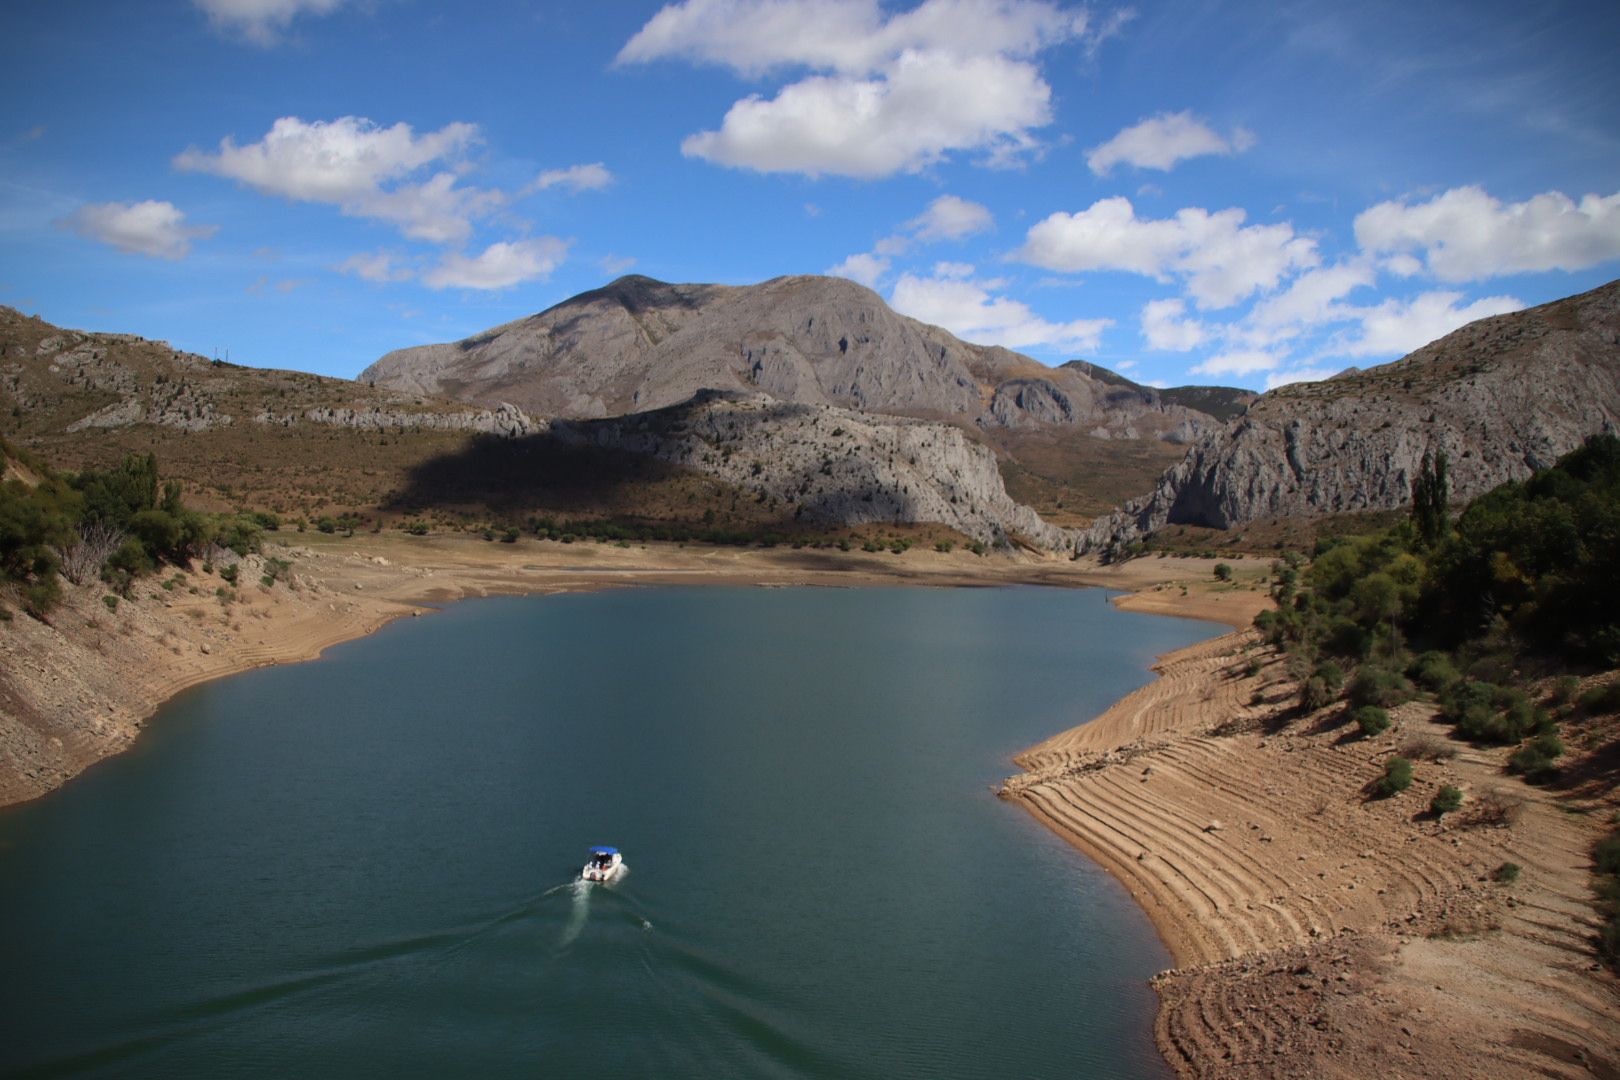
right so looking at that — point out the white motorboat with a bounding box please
[582,846,623,882]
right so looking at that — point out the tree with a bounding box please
[1412,449,1450,547]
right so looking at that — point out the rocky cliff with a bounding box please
[549,390,1080,550]
[1086,279,1620,550]
[360,274,1217,441]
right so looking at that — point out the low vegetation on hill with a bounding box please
[1250,434,1620,966]
[0,439,270,618]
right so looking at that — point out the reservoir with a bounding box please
[0,586,1214,1078]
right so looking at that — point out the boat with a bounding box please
[581,846,623,882]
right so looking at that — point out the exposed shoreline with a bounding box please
[1003,622,1620,1077]
[3,537,1614,1077]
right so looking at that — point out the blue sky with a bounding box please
[2,0,1618,391]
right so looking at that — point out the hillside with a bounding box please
[0,307,1080,549]
[1087,278,1620,550]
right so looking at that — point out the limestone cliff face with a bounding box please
[360,274,1216,441]
[552,390,1081,550]
[1086,279,1620,550]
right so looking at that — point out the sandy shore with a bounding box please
[4,538,1614,1076]
[1004,625,1620,1077]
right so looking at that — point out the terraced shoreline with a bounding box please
[1005,628,1620,1078]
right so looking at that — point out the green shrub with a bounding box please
[219,563,238,585]
[1508,730,1565,782]
[1408,651,1462,693]
[1349,665,1413,709]
[1596,833,1620,876]
[1374,756,1414,798]
[1313,660,1345,693]
[1492,862,1521,883]
[1300,676,1333,712]
[1430,785,1464,815]
[1214,562,1232,581]
[934,540,953,553]
[405,521,429,536]
[501,527,520,543]
[316,517,338,534]
[1547,675,1580,707]
[102,594,118,612]
[1354,706,1391,737]
[1580,682,1620,715]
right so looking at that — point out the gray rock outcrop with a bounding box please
[1085,278,1620,551]
[552,389,1082,550]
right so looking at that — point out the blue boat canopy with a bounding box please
[590,846,619,856]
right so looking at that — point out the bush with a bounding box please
[316,517,338,534]
[1579,682,1620,715]
[1430,785,1464,815]
[1300,676,1333,712]
[1214,562,1233,581]
[1349,665,1413,709]
[1399,734,1457,761]
[1508,730,1565,782]
[1374,756,1414,798]
[1313,660,1345,693]
[1492,862,1521,883]
[1596,833,1620,876]
[1355,706,1391,737]
[934,540,953,553]
[1408,651,1462,694]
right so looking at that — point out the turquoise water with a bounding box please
[0,586,1214,1078]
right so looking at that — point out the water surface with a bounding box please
[0,586,1214,1078]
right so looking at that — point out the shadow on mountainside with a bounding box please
[386,431,704,518]
[383,429,800,534]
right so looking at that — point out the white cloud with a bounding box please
[1086,111,1255,175]
[337,250,412,283]
[175,116,489,243]
[599,254,638,276]
[60,200,215,259]
[1354,186,1620,282]
[624,0,1102,178]
[827,252,890,288]
[421,238,570,291]
[530,162,614,193]
[1190,349,1279,377]
[680,51,1052,178]
[932,260,975,279]
[1140,298,1206,351]
[890,269,1111,352]
[1018,196,1318,308]
[1245,260,1374,332]
[618,0,1090,76]
[193,0,347,45]
[909,194,993,240]
[1336,290,1523,357]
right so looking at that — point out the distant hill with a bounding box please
[1061,360,1257,423]
[361,274,1223,442]
[1086,278,1620,551]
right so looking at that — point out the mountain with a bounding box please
[1086,278,1620,551]
[0,306,1081,548]
[1061,360,1258,423]
[361,274,1219,443]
